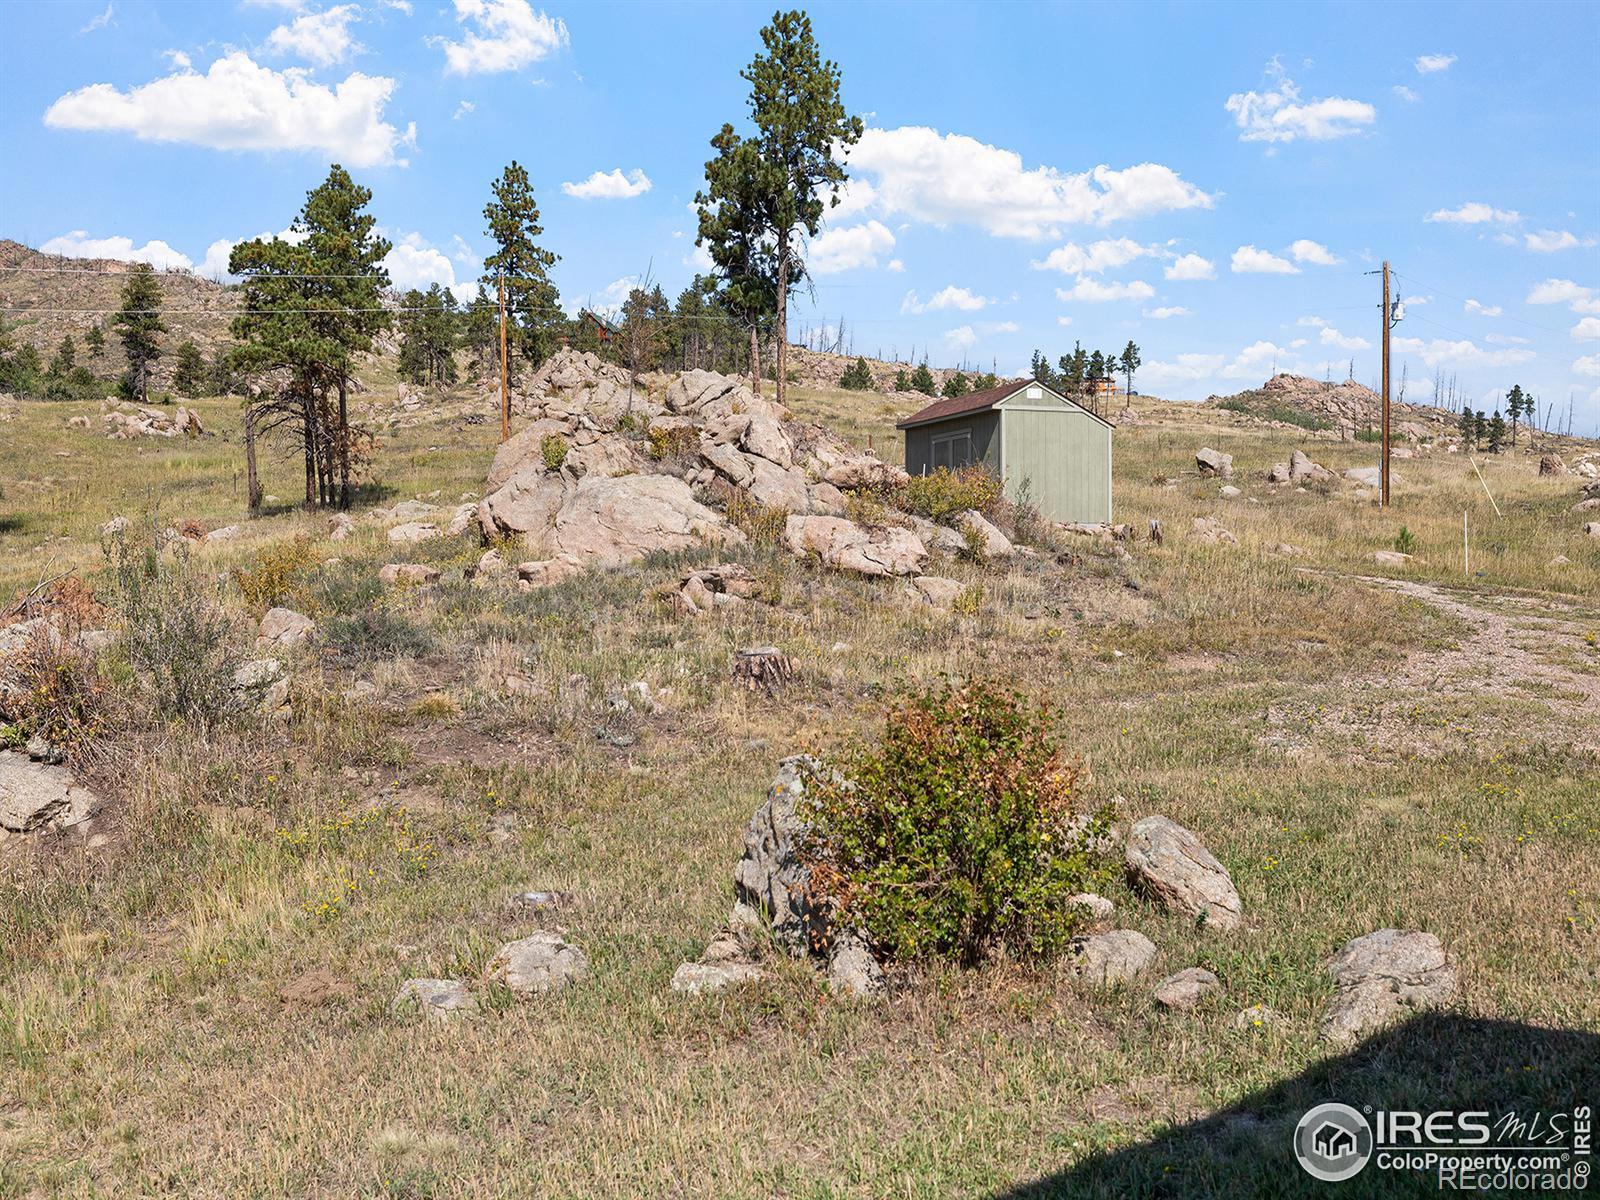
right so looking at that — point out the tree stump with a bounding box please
[732,646,794,697]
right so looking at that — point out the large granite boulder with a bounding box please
[1321,929,1457,1044]
[1125,815,1242,931]
[782,515,928,576]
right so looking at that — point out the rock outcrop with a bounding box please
[782,516,927,576]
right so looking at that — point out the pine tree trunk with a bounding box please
[245,405,261,514]
[302,390,316,508]
[749,324,761,397]
[776,252,789,408]
[337,374,351,510]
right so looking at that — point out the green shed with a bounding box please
[896,379,1114,524]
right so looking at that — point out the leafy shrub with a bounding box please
[540,434,569,470]
[839,357,874,390]
[233,539,321,612]
[647,424,700,461]
[893,465,1004,525]
[843,489,890,528]
[799,680,1113,966]
[1356,425,1383,443]
[952,583,984,616]
[102,522,244,726]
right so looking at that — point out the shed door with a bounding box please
[931,431,972,470]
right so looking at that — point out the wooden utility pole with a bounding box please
[1380,260,1391,508]
[496,273,508,448]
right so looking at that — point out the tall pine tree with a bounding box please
[113,264,165,404]
[482,162,562,366]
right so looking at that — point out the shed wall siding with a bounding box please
[903,411,1000,477]
[999,408,1112,523]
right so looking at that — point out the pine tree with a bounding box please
[892,368,909,392]
[1472,410,1488,450]
[112,263,165,404]
[839,356,874,390]
[173,340,205,397]
[942,371,970,399]
[85,324,105,357]
[1118,340,1142,401]
[1030,349,1054,388]
[973,371,998,390]
[1457,407,1474,448]
[1504,384,1524,448]
[482,161,562,367]
[909,361,936,394]
[697,127,778,394]
[734,10,862,407]
[48,334,76,377]
[1487,410,1507,453]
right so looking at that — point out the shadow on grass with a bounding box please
[996,1014,1598,1199]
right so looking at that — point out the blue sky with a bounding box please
[3,0,1598,430]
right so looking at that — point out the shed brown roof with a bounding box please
[894,379,1028,429]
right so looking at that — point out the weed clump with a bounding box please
[233,539,321,612]
[892,466,1003,526]
[800,680,1113,966]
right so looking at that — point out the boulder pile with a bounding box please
[100,402,205,440]
[472,351,996,587]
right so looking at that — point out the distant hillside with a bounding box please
[785,345,978,396]
[0,240,238,388]
[1207,373,1453,437]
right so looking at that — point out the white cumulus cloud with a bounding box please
[1144,306,1189,319]
[1225,68,1374,144]
[266,4,362,67]
[1032,237,1151,274]
[43,52,413,168]
[1164,253,1214,281]
[1231,245,1299,274]
[1574,317,1600,341]
[1573,355,1600,377]
[1319,326,1370,351]
[1463,299,1502,317]
[807,220,895,274]
[1426,202,1520,225]
[1289,238,1339,265]
[1054,278,1155,302]
[39,230,192,271]
[1527,279,1600,315]
[842,125,1212,239]
[901,285,991,314]
[945,325,977,350]
[437,0,569,76]
[561,168,652,200]
[1390,336,1535,367]
[383,233,475,303]
[1415,53,1456,74]
[1525,229,1595,253]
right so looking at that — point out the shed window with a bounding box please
[931,431,972,470]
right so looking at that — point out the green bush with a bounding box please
[102,521,244,727]
[893,465,1004,525]
[839,357,874,390]
[799,680,1113,966]
[540,434,569,470]
[646,424,699,461]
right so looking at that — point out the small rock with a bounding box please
[827,931,885,998]
[387,521,439,545]
[1195,448,1233,478]
[1219,485,1242,499]
[392,978,477,1022]
[1153,966,1221,1011]
[486,931,589,995]
[1370,550,1413,567]
[1069,929,1158,988]
[670,960,764,994]
[903,575,964,609]
[233,658,290,711]
[378,563,442,585]
[328,514,355,541]
[1069,892,1115,920]
[1321,928,1457,1044]
[1189,517,1237,546]
[1125,815,1242,931]
[0,751,99,833]
[257,607,315,651]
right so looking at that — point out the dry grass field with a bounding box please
[1,373,1597,1198]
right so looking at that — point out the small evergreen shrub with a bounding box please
[1393,525,1418,555]
[646,424,700,461]
[799,681,1113,966]
[839,357,874,390]
[725,490,789,545]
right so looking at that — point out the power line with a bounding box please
[1391,269,1571,338]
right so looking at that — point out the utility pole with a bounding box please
[1381,260,1391,508]
[496,272,508,448]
